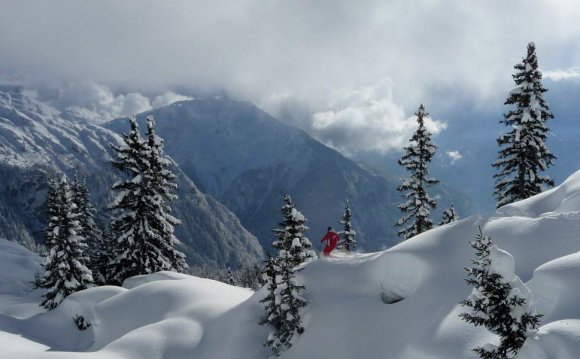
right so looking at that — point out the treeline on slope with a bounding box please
[36,116,187,309]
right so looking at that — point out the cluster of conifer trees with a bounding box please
[394,42,551,359]
[395,42,554,245]
[38,116,185,309]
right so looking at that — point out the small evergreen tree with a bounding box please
[266,251,307,356]
[271,194,317,268]
[71,174,106,284]
[261,194,315,356]
[227,267,237,286]
[337,199,357,252]
[260,256,279,327]
[40,177,94,309]
[109,116,186,285]
[238,263,264,290]
[460,228,541,358]
[439,205,459,226]
[493,42,556,208]
[395,104,439,240]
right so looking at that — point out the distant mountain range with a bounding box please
[0,85,474,268]
[0,86,263,268]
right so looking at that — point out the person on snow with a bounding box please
[321,226,340,256]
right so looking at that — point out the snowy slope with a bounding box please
[4,171,580,358]
[0,238,257,358]
[0,86,263,267]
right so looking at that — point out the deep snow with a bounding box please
[4,171,580,358]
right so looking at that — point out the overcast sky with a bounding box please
[1,0,580,153]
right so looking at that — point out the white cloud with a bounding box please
[2,1,580,151]
[446,150,463,165]
[49,83,195,122]
[54,82,152,121]
[152,91,194,108]
[543,67,580,81]
[310,78,446,154]
[2,1,580,104]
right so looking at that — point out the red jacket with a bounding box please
[321,230,340,248]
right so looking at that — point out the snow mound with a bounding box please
[122,271,191,289]
[0,239,43,296]
[5,170,580,357]
[517,320,580,359]
[0,244,253,359]
[497,170,580,218]
[527,252,580,321]
[488,245,515,282]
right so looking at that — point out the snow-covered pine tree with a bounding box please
[144,116,187,273]
[337,199,357,252]
[71,174,106,284]
[493,42,556,208]
[109,116,150,285]
[109,116,186,285]
[259,256,279,327]
[40,176,94,309]
[97,223,115,284]
[238,263,264,290]
[42,178,60,252]
[272,194,317,268]
[460,228,542,359]
[395,104,439,240]
[261,194,315,356]
[227,267,237,286]
[439,205,459,226]
[266,251,307,356]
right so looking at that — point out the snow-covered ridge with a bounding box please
[4,170,580,358]
[0,85,115,170]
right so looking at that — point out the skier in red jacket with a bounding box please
[321,227,340,256]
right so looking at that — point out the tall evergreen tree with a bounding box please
[395,104,439,240]
[71,174,106,284]
[40,177,94,309]
[493,42,556,208]
[261,194,315,356]
[460,228,541,358]
[266,250,307,356]
[43,178,60,250]
[109,116,186,285]
[337,199,357,252]
[145,117,187,272]
[271,194,317,268]
[97,223,115,284]
[439,205,459,226]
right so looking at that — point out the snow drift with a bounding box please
[4,170,580,358]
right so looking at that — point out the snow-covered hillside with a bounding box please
[4,171,580,358]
